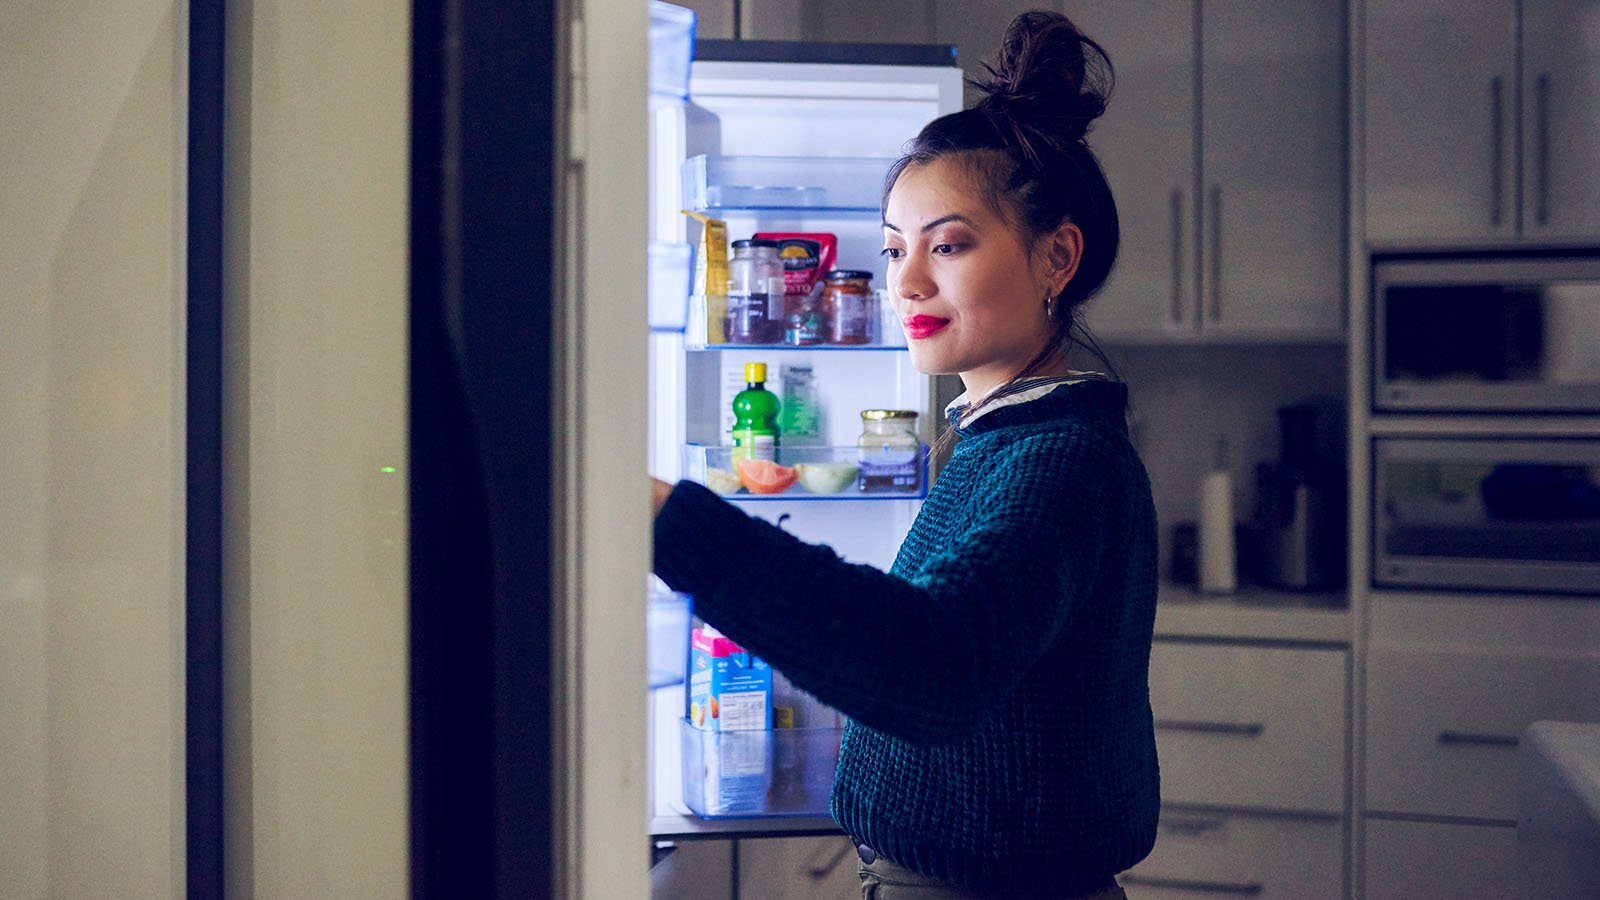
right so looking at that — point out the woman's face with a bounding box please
[882,156,1074,401]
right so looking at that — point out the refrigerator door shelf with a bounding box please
[647,585,693,689]
[682,155,897,213]
[648,240,693,332]
[648,1,695,109]
[684,443,927,500]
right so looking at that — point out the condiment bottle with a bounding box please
[731,362,780,463]
[857,409,920,492]
[823,270,874,345]
[1198,434,1237,594]
[725,239,784,344]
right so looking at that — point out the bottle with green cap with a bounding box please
[730,362,780,464]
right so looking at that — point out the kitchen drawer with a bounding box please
[1149,642,1347,813]
[1365,646,1600,821]
[1122,808,1342,900]
[1362,818,1517,900]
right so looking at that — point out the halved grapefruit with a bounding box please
[736,458,797,494]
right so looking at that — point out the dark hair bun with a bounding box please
[971,10,1113,155]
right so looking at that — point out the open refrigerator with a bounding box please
[644,3,962,838]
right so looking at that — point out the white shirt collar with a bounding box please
[945,373,1105,427]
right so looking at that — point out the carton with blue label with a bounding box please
[688,625,771,732]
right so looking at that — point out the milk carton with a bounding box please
[688,626,771,732]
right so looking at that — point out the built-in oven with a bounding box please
[1373,437,1600,596]
[1373,251,1600,412]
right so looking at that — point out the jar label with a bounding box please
[858,445,919,491]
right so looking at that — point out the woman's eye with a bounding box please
[933,243,956,255]
[880,247,904,260]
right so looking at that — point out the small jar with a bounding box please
[823,270,875,345]
[857,409,921,492]
[784,291,827,346]
[725,239,785,344]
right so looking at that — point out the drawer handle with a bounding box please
[1155,719,1266,737]
[1122,874,1264,896]
[1438,731,1519,748]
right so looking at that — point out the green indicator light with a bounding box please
[380,466,397,474]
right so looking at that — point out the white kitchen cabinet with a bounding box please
[1362,818,1518,900]
[1074,0,1347,342]
[1521,0,1600,242]
[1364,0,1600,245]
[1142,639,1348,896]
[1149,641,1348,814]
[1123,809,1343,900]
[1360,593,1600,899]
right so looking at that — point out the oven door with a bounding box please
[1373,437,1600,595]
[1373,254,1600,412]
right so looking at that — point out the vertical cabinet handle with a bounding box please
[1170,188,1184,325]
[1489,77,1505,228]
[1208,184,1222,323]
[1536,73,1551,226]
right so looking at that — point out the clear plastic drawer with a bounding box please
[682,444,927,499]
[680,717,843,818]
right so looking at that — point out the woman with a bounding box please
[651,10,1158,898]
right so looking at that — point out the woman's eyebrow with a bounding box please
[882,214,975,234]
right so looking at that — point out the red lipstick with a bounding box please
[903,315,950,340]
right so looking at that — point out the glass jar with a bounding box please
[784,291,827,346]
[857,409,921,492]
[823,270,874,345]
[725,239,785,344]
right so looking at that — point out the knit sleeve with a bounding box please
[652,429,1131,745]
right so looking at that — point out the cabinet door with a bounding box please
[737,836,859,900]
[1520,0,1600,242]
[1363,818,1518,900]
[1365,644,1600,822]
[1364,0,1518,244]
[1200,0,1345,339]
[1123,810,1343,900]
[1071,2,1197,340]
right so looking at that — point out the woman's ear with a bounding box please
[1043,222,1084,296]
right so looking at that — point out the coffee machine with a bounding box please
[1253,404,1345,590]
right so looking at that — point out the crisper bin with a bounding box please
[679,718,843,818]
[681,443,927,499]
[681,155,897,212]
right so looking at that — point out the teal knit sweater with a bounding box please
[653,379,1160,894]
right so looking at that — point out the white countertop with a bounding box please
[1518,720,1600,897]
[1155,582,1350,644]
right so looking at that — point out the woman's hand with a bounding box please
[651,477,675,517]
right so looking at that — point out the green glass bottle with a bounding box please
[730,362,780,464]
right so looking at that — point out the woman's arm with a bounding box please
[651,477,674,517]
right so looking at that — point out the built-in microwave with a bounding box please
[1373,437,1600,596]
[1372,251,1600,412]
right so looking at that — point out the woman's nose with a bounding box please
[896,255,933,301]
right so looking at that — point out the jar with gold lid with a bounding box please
[857,409,920,492]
